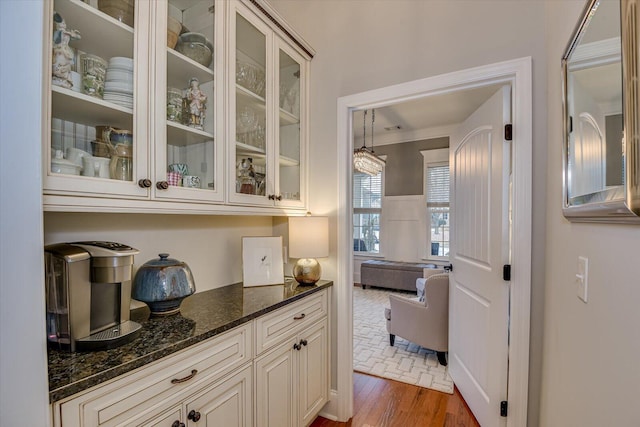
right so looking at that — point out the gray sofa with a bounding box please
[360,260,438,292]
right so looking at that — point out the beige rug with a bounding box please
[353,286,454,394]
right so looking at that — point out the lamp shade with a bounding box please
[288,216,329,259]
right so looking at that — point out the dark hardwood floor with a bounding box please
[310,372,480,427]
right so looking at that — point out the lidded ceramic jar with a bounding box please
[132,253,196,315]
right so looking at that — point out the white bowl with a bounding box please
[51,157,81,175]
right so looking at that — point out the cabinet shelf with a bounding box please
[235,142,299,167]
[236,141,266,156]
[167,121,214,147]
[167,49,214,88]
[236,85,300,126]
[279,108,299,126]
[55,0,134,60]
[51,85,133,128]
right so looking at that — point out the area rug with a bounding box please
[353,286,454,394]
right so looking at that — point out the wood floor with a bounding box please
[310,372,480,427]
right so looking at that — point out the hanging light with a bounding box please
[353,109,385,176]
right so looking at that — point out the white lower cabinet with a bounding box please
[54,323,252,427]
[253,289,329,427]
[52,289,330,427]
[184,364,253,427]
[255,318,328,427]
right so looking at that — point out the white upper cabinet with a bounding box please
[151,0,224,204]
[42,0,311,213]
[227,0,308,209]
[44,0,151,199]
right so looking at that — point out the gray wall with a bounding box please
[375,137,449,196]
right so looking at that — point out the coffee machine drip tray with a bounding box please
[76,320,142,351]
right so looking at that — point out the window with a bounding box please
[422,149,450,259]
[353,171,382,254]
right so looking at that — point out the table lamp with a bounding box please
[288,216,329,285]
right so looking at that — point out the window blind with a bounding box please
[354,172,382,209]
[427,165,449,207]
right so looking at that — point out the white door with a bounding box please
[449,85,511,426]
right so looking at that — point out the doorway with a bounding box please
[335,57,532,427]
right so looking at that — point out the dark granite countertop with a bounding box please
[48,279,332,403]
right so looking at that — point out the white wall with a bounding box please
[0,1,50,425]
[541,2,640,426]
[44,213,274,293]
[268,1,548,424]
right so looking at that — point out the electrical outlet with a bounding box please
[576,256,588,303]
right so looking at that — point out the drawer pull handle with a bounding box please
[171,369,198,384]
[293,313,306,320]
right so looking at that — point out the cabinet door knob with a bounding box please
[188,410,201,422]
[138,178,152,188]
[268,194,275,200]
[276,194,282,201]
[156,180,169,190]
[293,342,301,351]
[171,421,185,427]
[300,339,308,347]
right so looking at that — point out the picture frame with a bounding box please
[241,236,285,287]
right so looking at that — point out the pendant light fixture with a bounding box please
[353,109,385,176]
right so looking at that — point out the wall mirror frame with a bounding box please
[562,0,640,223]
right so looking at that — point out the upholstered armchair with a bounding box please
[384,271,449,366]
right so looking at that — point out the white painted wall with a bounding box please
[44,213,274,293]
[0,1,50,425]
[541,2,640,426]
[268,1,548,424]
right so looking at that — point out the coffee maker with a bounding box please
[44,241,141,352]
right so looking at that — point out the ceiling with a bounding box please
[353,83,504,145]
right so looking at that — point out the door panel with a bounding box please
[449,85,511,427]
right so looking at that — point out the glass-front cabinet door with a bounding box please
[229,3,272,206]
[228,1,308,208]
[276,40,306,209]
[44,0,151,198]
[152,0,223,203]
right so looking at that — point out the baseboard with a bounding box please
[317,389,339,421]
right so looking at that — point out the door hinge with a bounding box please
[500,400,508,417]
[444,263,453,272]
[504,124,513,141]
[503,264,511,281]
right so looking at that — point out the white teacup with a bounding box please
[65,147,91,169]
[82,156,110,179]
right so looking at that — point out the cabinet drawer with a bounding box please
[57,323,252,427]
[255,290,327,354]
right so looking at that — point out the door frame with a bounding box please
[335,57,532,426]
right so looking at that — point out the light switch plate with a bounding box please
[576,256,588,303]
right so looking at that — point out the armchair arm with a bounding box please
[387,291,448,352]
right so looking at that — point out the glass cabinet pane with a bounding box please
[278,49,301,202]
[235,13,267,197]
[49,0,136,182]
[165,0,215,191]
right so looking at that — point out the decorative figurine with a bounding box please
[52,12,80,89]
[183,77,207,130]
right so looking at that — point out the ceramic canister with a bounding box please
[132,253,196,315]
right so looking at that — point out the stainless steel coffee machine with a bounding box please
[44,241,141,352]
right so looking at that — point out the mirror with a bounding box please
[562,0,640,222]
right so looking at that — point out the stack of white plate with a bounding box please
[104,57,134,109]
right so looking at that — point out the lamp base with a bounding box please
[293,258,321,285]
